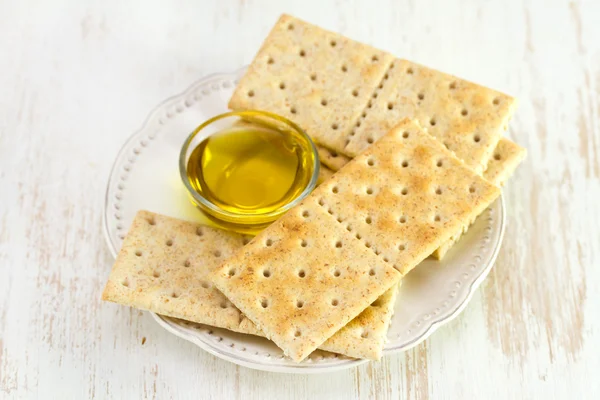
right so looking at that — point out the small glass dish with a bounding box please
[179,110,319,233]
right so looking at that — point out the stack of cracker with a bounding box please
[102,14,524,362]
[229,14,526,259]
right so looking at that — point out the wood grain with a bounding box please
[1,0,599,398]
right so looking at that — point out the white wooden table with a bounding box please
[1,0,599,398]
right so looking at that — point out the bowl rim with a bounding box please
[178,109,320,224]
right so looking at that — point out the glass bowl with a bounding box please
[178,110,319,233]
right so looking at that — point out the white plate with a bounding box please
[103,68,505,373]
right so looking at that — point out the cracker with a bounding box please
[103,210,399,360]
[229,14,394,154]
[212,203,401,362]
[319,283,399,359]
[317,163,335,185]
[317,144,352,171]
[345,59,517,173]
[431,138,526,260]
[312,118,501,275]
[101,211,257,334]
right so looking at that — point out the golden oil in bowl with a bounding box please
[179,111,319,232]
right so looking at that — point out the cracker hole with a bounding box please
[302,210,310,218]
[434,215,441,222]
[369,269,376,276]
[473,134,481,143]
[461,109,468,116]
[153,271,160,278]
[184,260,191,268]
[436,187,442,195]
[443,141,451,149]
[301,240,308,248]
[318,198,325,206]
[294,329,302,337]
[247,90,254,97]
[341,65,348,72]
[261,299,269,308]
[220,302,228,309]
[430,118,436,126]
[335,241,343,248]
[299,49,306,57]
[469,186,476,193]
[331,299,339,306]
[367,158,375,166]
[418,93,425,100]
[401,188,408,195]
[402,160,409,168]
[171,292,179,299]
[387,102,394,110]
[346,225,352,232]
[279,82,285,89]
[436,160,443,167]
[267,57,274,64]
[352,89,358,97]
[361,330,369,338]
[331,123,339,130]
[372,55,379,62]
[290,107,297,114]
[122,280,129,287]
[263,269,271,278]
[201,281,210,289]
[333,269,341,277]
[407,68,414,74]
[355,233,362,240]
[362,111,367,118]
[399,216,407,224]
[196,228,204,237]
[296,300,304,308]
[288,23,294,30]
[493,97,500,105]
[330,150,338,157]
[367,137,374,144]
[494,153,502,161]
[147,218,156,225]
[399,244,406,251]
[402,131,409,139]
[332,186,339,194]
[365,242,372,248]
[327,208,334,215]
[227,268,236,277]
[214,250,222,257]
[298,269,306,278]
[330,39,337,47]
[166,239,173,247]
[373,92,378,99]
[449,81,457,89]
[310,73,317,81]
[135,250,142,257]
[265,239,273,247]
[365,217,372,224]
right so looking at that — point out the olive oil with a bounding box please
[186,123,315,216]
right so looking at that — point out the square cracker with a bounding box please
[212,203,402,362]
[229,14,394,154]
[345,59,517,173]
[103,210,399,360]
[313,118,501,275]
[101,211,256,333]
[431,138,526,260]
